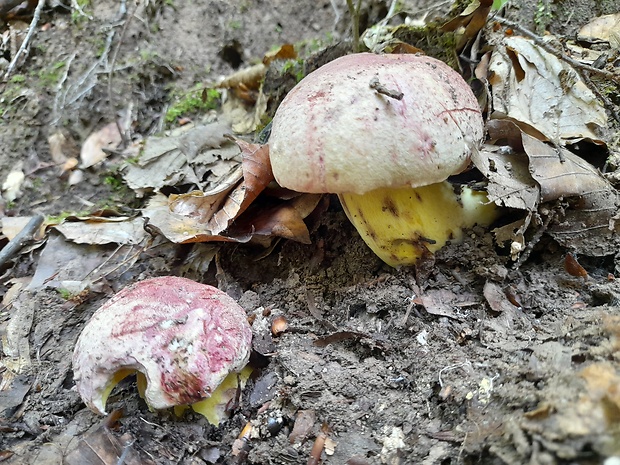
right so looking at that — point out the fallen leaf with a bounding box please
[65,426,152,465]
[167,141,273,235]
[417,289,480,319]
[483,281,518,313]
[228,194,322,245]
[521,133,620,256]
[441,0,493,49]
[578,13,620,47]
[263,43,297,66]
[80,122,122,168]
[122,121,239,193]
[54,216,147,245]
[1,168,25,202]
[488,35,608,144]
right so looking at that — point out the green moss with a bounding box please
[534,0,553,34]
[37,61,66,87]
[281,58,305,83]
[71,0,91,24]
[57,288,73,300]
[9,75,26,84]
[165,86,221,123]
[391,23,459,68]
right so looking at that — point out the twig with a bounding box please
[369,76,404,100]
[346,0,362,53]
[3,0,45,80]
[0,214,44,267]
[108,1,139,146]
[495,17,620,83]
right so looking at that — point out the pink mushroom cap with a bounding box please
[72,276,252,414]
[269,53,484,195]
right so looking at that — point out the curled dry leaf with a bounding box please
[488,35,608,144]
[80,122,122,168]
[122,121,239,193]
[578,13,620,47]
[474,119,620,256]
[441,0,493,50]
[143,142,317,245]
[1,168,25,202]
[53,216,147,245]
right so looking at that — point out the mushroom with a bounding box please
[268,53,499,266]
[72,276,252,422]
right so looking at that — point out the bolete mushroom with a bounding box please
[72,276,252,424]
[269,53,499,267]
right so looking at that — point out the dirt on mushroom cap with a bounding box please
[72,276,252,414]
[269,52,484,195]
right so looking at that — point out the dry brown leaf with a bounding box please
[65,426,152,465]
[168,141,272,235]
[228,194,322,245]
[48,130,79,165]
[578,13,620,47]
[415,289,480,320]
[53,217,147,245]
[483,281,518,313]
[521,133,620,256]
[122,121,239,193]
[263,43,297,66]
[488,35,608,144]
[80,122,122,168]
[218,63,266,91]
[441,0,493,49]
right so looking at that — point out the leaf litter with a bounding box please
[2,2,620,464]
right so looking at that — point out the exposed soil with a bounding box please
[1,1,620,465]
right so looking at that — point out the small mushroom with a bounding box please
[72,276,252,418]
[269,53,499,266]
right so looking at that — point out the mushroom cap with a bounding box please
[72,276,252,413]
[269,53,484,195]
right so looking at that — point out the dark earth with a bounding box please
[1,1,620,464]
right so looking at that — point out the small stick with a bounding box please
[3,0,45,80]
[369,76,404,100]
[0,214,44,267]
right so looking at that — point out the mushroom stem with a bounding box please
[338,181,499,267]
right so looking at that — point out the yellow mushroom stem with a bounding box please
[338,181,500,267]
[100,365,252,426]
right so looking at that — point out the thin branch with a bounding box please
[0,215,44,267]
[108,1,139,146]
[3,0,45,80]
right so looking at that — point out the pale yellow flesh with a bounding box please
[339,181,499,267]
[103,366,252,426]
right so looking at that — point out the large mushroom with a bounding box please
[72,276,252,423]
[269,53,499,267]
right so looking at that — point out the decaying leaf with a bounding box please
[1,167,25,202]
[441,0,493,49]
[168,141,272,234]
[227,193,322,245]
[65,424,151,465]
[415,289,480,320]
[122,121,240,194]
[143,141,319,245]
[54,216,147,245]
[222,88,268,134]
[80,122,122,168]
[578,13,620,48]
[488,35,608,144]
[475,119,620,256]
